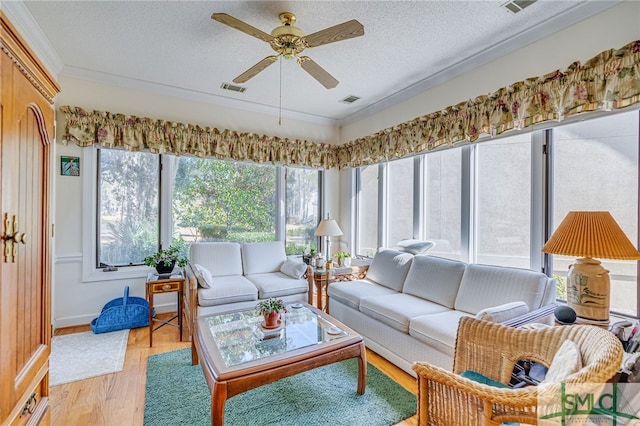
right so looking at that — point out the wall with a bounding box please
[53,76,339,328]
[53,1,640,327]
[340,2,640,142]
[337,0,640,250]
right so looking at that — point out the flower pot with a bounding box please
[262,312,281,329]
[342,257,351,268]
[155,260,176,274]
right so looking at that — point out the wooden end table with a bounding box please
[146,271,185,347]
[313,258,370,311]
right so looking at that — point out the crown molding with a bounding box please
[60,65,339,127]
[338,0,622,127]
[1,0,63,78]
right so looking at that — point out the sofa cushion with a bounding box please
[365,249,414,292]
[242,241,287,275]
[280,258,307,279]
[359,293,449,333]
[189,242,243,277]
[245,272,308,299]
[454,264,550,315]
[409,310,473,357]
[197,275,258,306]
[402,255,466,309]
[327,280,397,310]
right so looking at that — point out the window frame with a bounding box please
[353,110,640,318]
[83,149,322,282]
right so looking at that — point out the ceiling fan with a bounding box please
[212,12,364,89]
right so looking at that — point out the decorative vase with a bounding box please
[155,260,176,274]
[262,312,281,329]
[343,257,351,267]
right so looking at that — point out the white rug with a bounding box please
[50,329,129,386]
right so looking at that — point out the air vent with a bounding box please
[502,0,537,14]
[220,83,246,93]
[340,95,361,104]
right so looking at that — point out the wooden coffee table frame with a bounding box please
[192,303,366,426]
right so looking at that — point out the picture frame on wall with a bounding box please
[61,156,80,176]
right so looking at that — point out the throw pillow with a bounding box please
[280,259,307,279]
[194,263,213,289]
[461,370,509,388]
[542,340,583,383]
[476,301,529,323]
[395,239,435,254]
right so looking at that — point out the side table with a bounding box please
[313,258,370,312]
[146,271,185,347]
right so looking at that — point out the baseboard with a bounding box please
[54,302,179,329]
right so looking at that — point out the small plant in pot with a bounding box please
[256,297,286,329]
[335,251,352,267]
[143,244,188,274]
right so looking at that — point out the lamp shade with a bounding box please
[314,219,343,237]
[542,211,640,260]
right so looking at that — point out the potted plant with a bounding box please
[256,297,286,329]
[335,251,352,267]
[143,244,188,274]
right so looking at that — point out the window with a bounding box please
[285,168,319,254]
[551,111,639,316]
[357,165,379,257]
[387,157,414,246]
[424,148,463,260]
[475,135,531,268]
[172,157,276,244]
[89,151,320,280]
[97,149,159,267]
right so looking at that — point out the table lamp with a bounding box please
[314,214,343,269]
[542,211,640,325]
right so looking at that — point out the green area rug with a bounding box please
[144,348,416,426]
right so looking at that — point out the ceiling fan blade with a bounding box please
[233,56,279,84]
[303,19,364,48]
[212,13,274,43]
[298,56,338,89]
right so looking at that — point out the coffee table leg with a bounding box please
[211,381,228,426]
[357,341,367,395]
[191,338,199,366]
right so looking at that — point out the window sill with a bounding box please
[83,265,154,283]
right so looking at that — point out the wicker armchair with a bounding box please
[412,317,624,425]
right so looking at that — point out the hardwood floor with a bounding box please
[51,312,418,426]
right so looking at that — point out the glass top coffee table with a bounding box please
[192,302,366,426]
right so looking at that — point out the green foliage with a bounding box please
[228,232,274,243]
[335,251,351,258]
[143,243,189,268]
[199,224,228,240]
[554,274,567,301]
[256,297,286,315]
[286,242,306,255]
[173,158,276,239]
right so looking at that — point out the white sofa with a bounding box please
[327,248,556,376]
[183,241,312,340]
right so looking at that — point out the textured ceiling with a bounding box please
[20,1,616,124]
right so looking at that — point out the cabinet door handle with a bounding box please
[3,213,26,263]
[162,284,172,290]
[21,392,37,416]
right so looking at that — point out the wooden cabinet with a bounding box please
[1,12,59,426]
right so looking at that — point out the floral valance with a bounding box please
[59,106,337,169]
[60,40,640,170]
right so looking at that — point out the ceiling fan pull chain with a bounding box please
[279,56,283,126]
